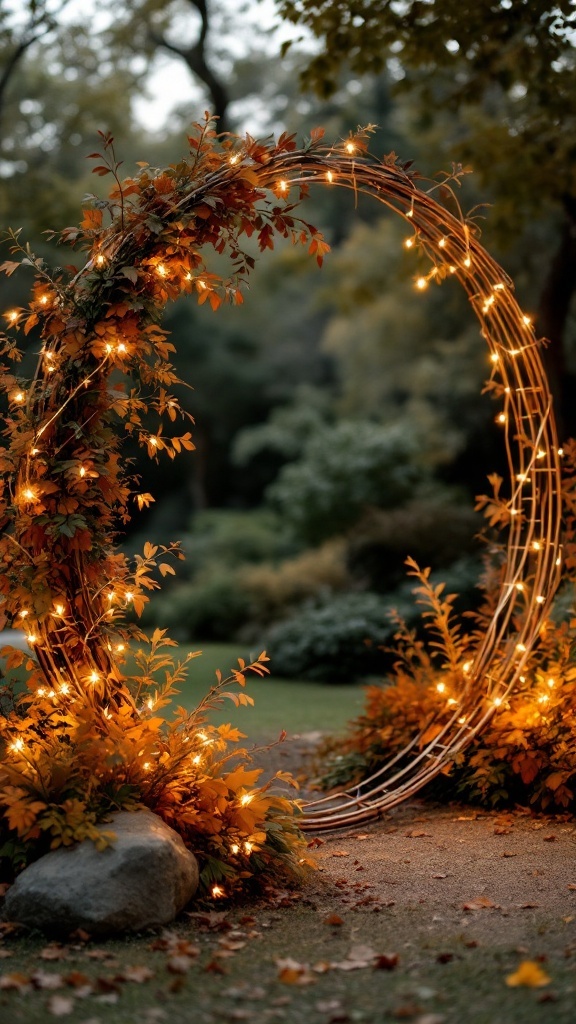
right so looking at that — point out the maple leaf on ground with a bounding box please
[276,957,316,985]
[506,960,551,987]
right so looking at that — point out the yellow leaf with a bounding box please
[505,960,551,988]
[159,563,176,577]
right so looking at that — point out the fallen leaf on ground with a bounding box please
[405,830,431,838]
[506,960,551,987]
[0,972,30,992]
[332,851,349,857]
[374,953,399,970]
[41,945,68,961]
[47,994,75,1016]
[494,826,511,835]
[276,957,316,986]
[166,955,194,975]
[431,873,447,879]
[324,913,344,926]
[567,883,576,890]
[307,837,324,849]
[31,970,64,990]
[463,895,499,911]
[354,834,371,840]
[502,851,517,858]
[116,965,155,983]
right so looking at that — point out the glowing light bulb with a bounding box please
[490,353,499,363]
[538,694,549,705]
[23,487,36,502]
[7,310,19,323]
[447,697,458,706]
[116,643,125,653]
[229,154,239,165]
[197,279,206,290]
[406,208,414,219]
[143,762,151,771]
[37,687,47,698]
[10,738,25,753]
[117,342,127,354]
[192,754,201,765]
[125,591,134,602]
[439,237,447,248]
[19,609,29,619]
[157,264,167,277]
[30,447,40,456]
[494,282,505,291]
[95,254,105,267]
[404,237,414,249]
[231,843,240,855]
[458,716,467,725]
[436,682,446,694]
[59,683,70,695]
[89,671,99,684]
[278,179,288,192]
[547,678,555,688]
[448,265,456,274]
[40,294,48,305]
[13,392,24,403]
[53,603,65,616]
[146,697,154,710]
[240,793,253,806]
[558,448,564,457]
[415,276,428,291]
[537,449,546,460]
[79,466,86,477]
[522,315,532,327]
[493,697,502,707]
[326,170,334,183]
[211,885,224,898]
[515,582,524,592]
[516,643,526,652]
[536,595,545,604]
[497,413,506,424]
[345,142,355,154]
[105,343,113,354]
[244,841,253,854]
[463,256,471,268]
[463,661,472,674]
[26,634,38,644]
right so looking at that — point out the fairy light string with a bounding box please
[0,122,562,832]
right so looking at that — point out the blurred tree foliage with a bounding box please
[274,0,576,426]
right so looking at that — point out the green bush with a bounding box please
[243,539,351,618]
[142,568,250,642]
[266,420,424,545]
[265,592,405,683]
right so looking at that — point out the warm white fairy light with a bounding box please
[88,671,100,684]
[345,142,355,154]
[415,276,428,291]
[240,793,254,806]
[125,591,134,602]
[9,738,25,753]
[231,843,240,854]
[211,885,225,898]
[278,179,288,192]
[53,603,65,616]
[157,264,167,277]
[404,237,415,249]
[436,682,446,694]
[95,253,106,267]
[326,170,334,183]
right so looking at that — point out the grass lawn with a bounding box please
[171,642,366,735]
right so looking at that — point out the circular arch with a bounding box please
[0,126,562,833]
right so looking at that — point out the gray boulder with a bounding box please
[4,808,199,936]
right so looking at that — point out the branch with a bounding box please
[147,0,230,130]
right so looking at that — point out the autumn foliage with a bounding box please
[318,439,576,813]
[0,116,337,890]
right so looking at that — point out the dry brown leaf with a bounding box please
[332,851,350,858]
[431,873,447,879]
[166,955,194,975]
[494,826,511,835]
[543,834,557,842]
[324,913,344,926]
[117,965,155,983]
[40,945,68,961]
[63,970,92,989]
[47,994,75,1016]
[567,883,576,890]
[462,895,499,911]
[276,957,316,986]
[0,971,30,992]
[406,830,431,838]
